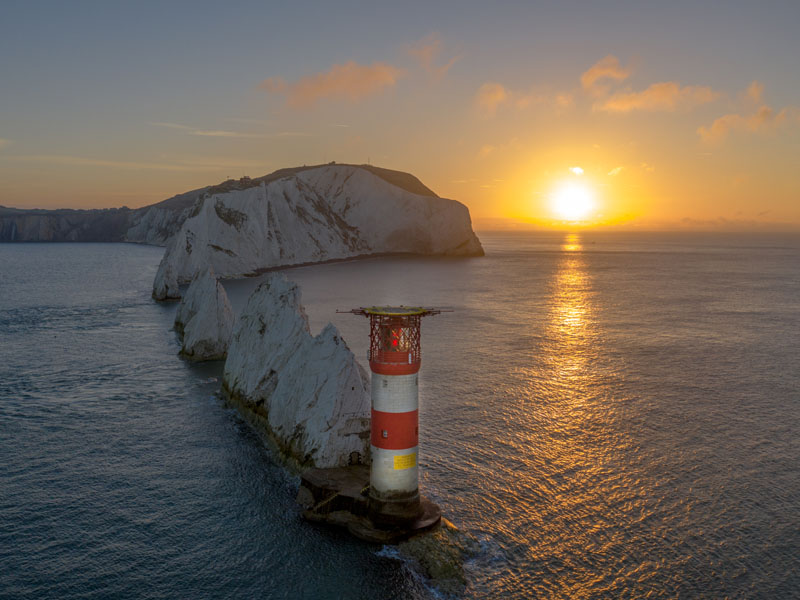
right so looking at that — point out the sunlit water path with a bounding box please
[2,232,798,598]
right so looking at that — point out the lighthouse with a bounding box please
[343,306,442,526]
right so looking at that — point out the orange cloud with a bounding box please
[599,82,718,112]
[260,61,404,108]
[0,138,11,150]
[407,33,461,81]
[581,55,631,96]
[698,104,800,143]
[744,80,764,104]
[149,122,267,138]
[475,83,573,116]
[475,82,510,115]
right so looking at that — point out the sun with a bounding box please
[551,182,595,222]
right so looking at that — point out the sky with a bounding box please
[1,0,799,230]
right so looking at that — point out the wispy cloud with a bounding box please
[9,154,212,172]
[598,82,719,112]
[475,83,572,116]
[193,130,266,138]
[608,166,623,176]
[166,155,268,169]
[224,117,272,126]
[581,55,632,96]
[569,166,584,176]
[475,82,509,116]
[407,33,462,81]
[743,80,764,104]
[0,138,11,150]
[698,104,800,143]
[273,131,313,137]
[260,61,404,109]
[697,81,800,143]
[149,122,266,138]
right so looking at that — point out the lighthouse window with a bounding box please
[382,325,410,352]
[381,429,388,438]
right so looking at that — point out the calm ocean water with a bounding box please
[1,232,798,599]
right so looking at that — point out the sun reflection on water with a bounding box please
[503,233,637,597]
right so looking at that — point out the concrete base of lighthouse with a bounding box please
[368,490,422,528]
[297,466,441,544]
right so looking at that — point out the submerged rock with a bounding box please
[174,267,234,361]
[152,164,483,292]
[398,518,480,597]
[222,274,370,468]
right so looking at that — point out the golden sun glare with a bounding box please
[551,182,594,222]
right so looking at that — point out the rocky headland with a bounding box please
[152,164,483,296]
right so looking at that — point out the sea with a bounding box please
[1,231,798,599]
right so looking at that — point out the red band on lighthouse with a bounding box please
[369,360,420,376]
[371,409,419,449]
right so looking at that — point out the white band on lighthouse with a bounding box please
[372,373,418,413]
[371,445,419,490]
[370,372,419,498]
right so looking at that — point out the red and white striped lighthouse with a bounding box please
[345,306,442,526]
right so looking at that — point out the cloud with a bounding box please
[0,138,11,150]
[697,81,800,143]
[260,61,404,108]
[407,33,462,81]
[475,83,572,116]
[10,154,211,172]
[581,55,632,96]
[744,80,764,104]
[475,82,510,115]
[569,166,584,175]
[168,155,269,169]
[554,93,575,111]
[478,144,496,158]
[697,104,800,143]
[608,166,623,176]
[149,122,266,138]
[224,117,272,126]
[598,82,718,112]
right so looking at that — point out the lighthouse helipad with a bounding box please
[297,305,445,543]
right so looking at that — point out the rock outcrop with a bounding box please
[174,267,234,360]
[152,164,483,291]
[152,248,181,301]
[222,274,371,468]
[398,518,480,596]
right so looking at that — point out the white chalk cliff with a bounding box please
[174,267,234,361]
[153,164,483,292]
[222,274,371,468]
[152,257,181,301]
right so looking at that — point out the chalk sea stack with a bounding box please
[222,274,371,469]
[174,267,234,361]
